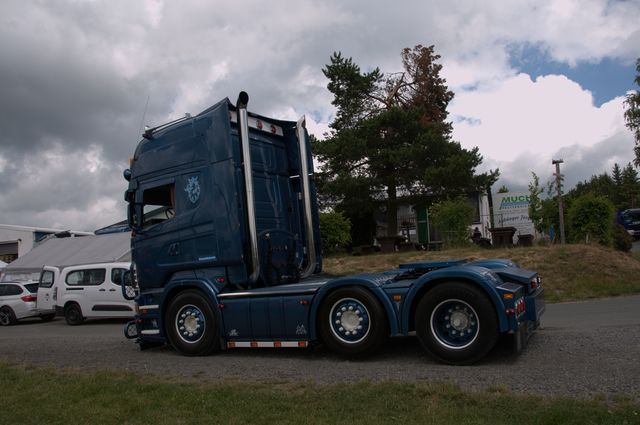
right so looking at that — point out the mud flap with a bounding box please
[512,321,529,354]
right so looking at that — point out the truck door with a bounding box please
[37,266,59,313]
[132,179,187,287]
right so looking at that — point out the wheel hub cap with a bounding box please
[330,298,370,344]
[176,305,205,343]
[430,299,479,350]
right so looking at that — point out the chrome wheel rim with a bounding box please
[430,299,479,350]
[175,304,206,344]
[329,297,371,344]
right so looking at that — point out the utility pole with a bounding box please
[552,159,566,244]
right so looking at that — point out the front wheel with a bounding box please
[415,282,498,365]
[318,286,388,357]
[0,306,17,326]
[165,290,220,356]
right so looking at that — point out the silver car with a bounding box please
[0,282,56,325]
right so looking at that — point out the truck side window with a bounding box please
[142,183,176,228]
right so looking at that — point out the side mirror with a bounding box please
[119,270,137,301]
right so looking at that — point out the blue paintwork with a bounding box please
[124,96,544,356]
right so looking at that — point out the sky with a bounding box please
[0,0,639,232]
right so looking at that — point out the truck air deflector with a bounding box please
[296,116,317,279]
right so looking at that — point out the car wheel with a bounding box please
[415,282,498,365]
[165,290,220,356]
[0,306,17,326]
[40,313,56,322]
[64,303,85,326]
[318,286,388,357]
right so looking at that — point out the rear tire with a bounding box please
[0,306,17,326]
[415,282,498,365]
[318,286,388,357]
[165,290,220,356]
[64,303,84,326]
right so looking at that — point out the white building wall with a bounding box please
[0,224,93,261]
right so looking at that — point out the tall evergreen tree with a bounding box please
[621,163,640,208]
[315,45,498,237]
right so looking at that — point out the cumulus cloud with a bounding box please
[0,0,638,230]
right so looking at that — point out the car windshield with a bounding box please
[24,283,39,293]
[0,271,40,282]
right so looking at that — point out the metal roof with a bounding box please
[4,233,131,273]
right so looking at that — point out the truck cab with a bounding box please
[123,92,544,364]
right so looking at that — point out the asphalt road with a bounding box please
[1,295,639,397]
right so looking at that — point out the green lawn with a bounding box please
[1,363,638,425]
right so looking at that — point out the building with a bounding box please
[0,224,93,264]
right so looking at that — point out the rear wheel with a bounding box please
[415,282,498,365]
[64,303,84,326]
[318,286,388,357]
[165,290,220,356]
[0,306,16,326]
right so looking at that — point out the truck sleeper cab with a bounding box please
[38,262,134,325]
[123,93,545,364]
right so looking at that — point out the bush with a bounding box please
[567,194,614,245]
[612,224,633,252]
[429,198,475,247]
[319,211,352,255]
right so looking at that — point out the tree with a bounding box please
[429,198,475,247]
[621,163,640,208]
[624,58,640,165]
[319,211,352,255]
[315,45,498,238]
[565,162,639,211]
[497,185,509,193]
[528,172,559,238]
[567,194,615,245]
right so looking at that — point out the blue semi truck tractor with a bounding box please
[121,92,545,364]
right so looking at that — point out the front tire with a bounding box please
[318,286,388,357]
[415,282,498,365]
[64,303,84,326]
[165,290,220,356]
[0,306,16,326]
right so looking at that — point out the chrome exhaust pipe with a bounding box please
[237,91,260,285]
[296,116,317,278]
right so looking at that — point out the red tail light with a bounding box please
[21,295,37,302]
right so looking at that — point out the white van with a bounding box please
[37,262,134,325]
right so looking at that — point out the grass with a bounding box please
[0,363,638,425]
[323,244,640,303]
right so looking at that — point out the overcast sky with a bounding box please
[1,0,639,232]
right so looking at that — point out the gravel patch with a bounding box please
[1,298,639,398]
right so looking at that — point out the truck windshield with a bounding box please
[622,211,640,222]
